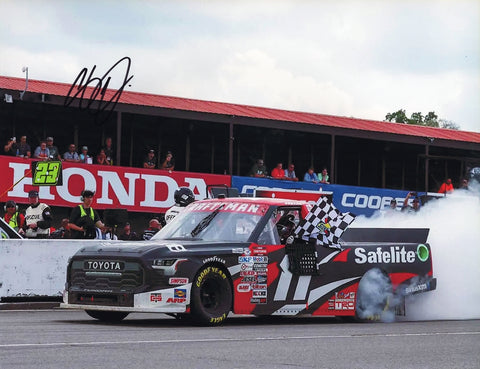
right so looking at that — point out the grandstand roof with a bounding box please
[1,75,479,144]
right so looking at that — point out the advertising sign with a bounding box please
[0,156,230,213]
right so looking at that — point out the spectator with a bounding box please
[249,159,268,178]
[3,200,25,232]
[17,136,31,158]
[438,178,454,194]
[119,222,139,240]
[46,137,61,160]
[284,163,299,181]
[79,146,92,164]
[68,190,105,239]
[318,167,330,184]
[142,218,162,240]
[389,199,398,210]
[161,151,175,171]
[271,162,286,180]
[96,148,109,165]
[50,218,71,239]
[401,192,420,213]
[143,149,156,169]
[102,137,114,165]
[24,190,53,238]
[4,137,18,156]
[33,140,50,160]
[63,143,80,162]
[460,179,469,190]
[303,167,319,183]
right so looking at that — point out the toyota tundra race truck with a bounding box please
[61,197,437,325]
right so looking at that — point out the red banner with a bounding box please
[0,156,231,213]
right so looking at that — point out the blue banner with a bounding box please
[231,176,440,217]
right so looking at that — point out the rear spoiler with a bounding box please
[341,228,429,244]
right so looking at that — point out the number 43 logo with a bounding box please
[32,161,63,186]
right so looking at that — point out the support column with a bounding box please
[330,135,335,183]
[229,122,234,175]
[116,111,122,166]
[425,144,430,192]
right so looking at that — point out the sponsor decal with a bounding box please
[240,270,257,276]
[250,298,267,304]
[241,263,254,270]
[328,292,355,310]
[341,193,400,210]
[257,275,267,284]
[189,202,267,215]
[167,297,187,303]
[166,244,186,252]
[405,283,428,294]
[150,293,162,302]
[242,276,257,283]
[84,260,124,271]
[203,256,226,264]
[210,313,227,324]
[232,248,244,254]
[354,246,416,264]
[252,290,267,298]
[174,289,187,298]
[169,277,189,285]
[237,283,251,292]
[238,256,268,263]
[251,284,267,290]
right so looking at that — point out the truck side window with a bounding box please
[257,213,280,245]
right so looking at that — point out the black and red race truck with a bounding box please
[61,197,436,325]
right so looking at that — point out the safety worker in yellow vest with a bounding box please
[3,200,25,233]
[24,190,53,238]
[68,190,105,239]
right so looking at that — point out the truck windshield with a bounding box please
[153,208,262,242]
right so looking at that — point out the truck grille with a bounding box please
[70,260,144,292]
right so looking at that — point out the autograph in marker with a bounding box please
[64,56,134,124]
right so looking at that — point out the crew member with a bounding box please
[165,187,195,224]
[24,190,53,238]
[3,200,25,232]
[68,190,105,239]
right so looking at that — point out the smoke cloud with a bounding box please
[352,184,480,321]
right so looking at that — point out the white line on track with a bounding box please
[1,331,479,348]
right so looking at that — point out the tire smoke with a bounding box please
[352,185,480,321]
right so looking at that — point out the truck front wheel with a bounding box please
[190,266,232,325]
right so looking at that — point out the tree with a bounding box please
[385,109,457,129]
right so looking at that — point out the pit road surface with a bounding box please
[0,310,478,369]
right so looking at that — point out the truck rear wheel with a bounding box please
[190,266,232,325]
[85,310,129,322]
[355,269,394,322]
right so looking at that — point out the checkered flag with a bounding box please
[294,196,355,248]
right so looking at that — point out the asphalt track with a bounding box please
[0,310,478,369]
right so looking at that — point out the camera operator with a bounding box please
[68,190,105,239]
[4,137,18,156]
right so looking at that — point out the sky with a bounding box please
[1,0,479,133]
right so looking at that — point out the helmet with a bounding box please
[174,187,195,207]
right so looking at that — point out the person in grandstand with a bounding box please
[318,167,330,184]
[142,218,162,240]
[24,190,53,238]
[438,178,454,194]
[164,187,196,224]
[284,163,299,181]
[271,162,286,179]
[68,190,105,239]
[303,167,319,183]
[249,158,268,178]
[3,200,25,232]
[401,192,421,213]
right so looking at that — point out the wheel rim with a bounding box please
[200,275,224,312]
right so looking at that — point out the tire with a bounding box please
[190,265,232,325]
[85,310,129,322]
[355,269,394,322]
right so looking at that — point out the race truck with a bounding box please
[61,196,437,325]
